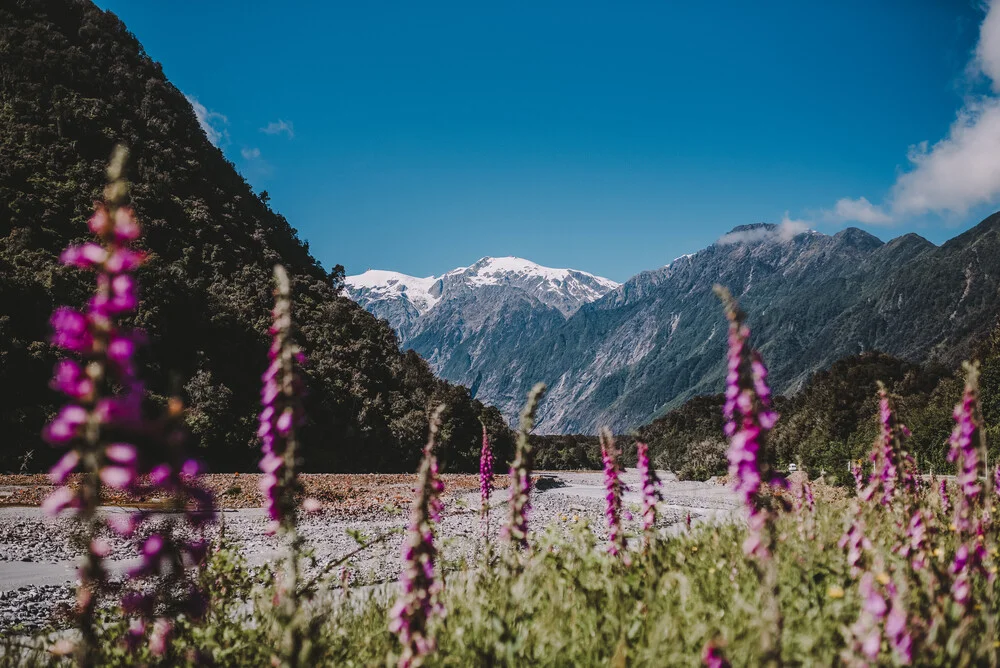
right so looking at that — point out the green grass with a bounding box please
[8,481,992,666]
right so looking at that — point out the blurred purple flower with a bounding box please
[390,406,446,668]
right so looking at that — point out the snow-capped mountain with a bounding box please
[345,257,619,341]
[343,216,1000,434]
[344,257,620,400]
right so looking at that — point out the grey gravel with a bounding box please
[0,471,738,633]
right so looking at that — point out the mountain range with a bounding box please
[346,217,1000,433]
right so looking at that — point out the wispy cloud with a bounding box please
[717,216,811,245]
[826,197,892,225]
[260,119,295,139]
[241,147,262,160]
[821,0,1000,225]
[184,94,229,147]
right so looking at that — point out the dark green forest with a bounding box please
[636,343,1000,485]
[0,0,514,473]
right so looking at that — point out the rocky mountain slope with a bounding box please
[346,257,620,401]
[349,218,1000,433]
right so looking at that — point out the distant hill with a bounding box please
[349,218,1000,434]
[0,0,513,472]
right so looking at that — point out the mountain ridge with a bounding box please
[345,220,1000,434]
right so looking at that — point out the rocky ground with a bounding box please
[0,471,740,633]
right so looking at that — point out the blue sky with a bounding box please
[96,1,1000,282]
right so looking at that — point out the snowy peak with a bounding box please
[344,256,619,322]
[344,269,442,313]
[443,256,620,315]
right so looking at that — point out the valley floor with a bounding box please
[0,471,739,633]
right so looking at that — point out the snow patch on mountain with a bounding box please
[345,257,619,319]
[344,269,442,313]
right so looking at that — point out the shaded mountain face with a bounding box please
[347,218,1000,434]
[0,0,513,472]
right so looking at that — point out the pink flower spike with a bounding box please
[149,464,172,487]
[148,619,172,657]
[181,459,203,477]
[107,512,140,537]
[50,360,93,399]
[113,207,141,241]
[49,308,92,353]
[42,486,76,517]
[60,243,108,269]
[303,498,322,513]
[88,205,110,235]
[100,465,135,489]
[105,443,137,466]
[90,538,112,558]
[49,450,80,484]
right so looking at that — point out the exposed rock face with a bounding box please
[347,214,1000,433]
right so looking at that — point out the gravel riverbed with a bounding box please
[0,470,739,633]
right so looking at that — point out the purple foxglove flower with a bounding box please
[702,643,731,668]
[391,406,447,668]
[60,243,108,269]
[149,464,172,487]
[844,572,888,663]
[838,516,873,577]
[636,441,662,547]
[715,287,780,561]
[88,205,111,235]
[939,480,951,515]
[50,360,93,399]
[113,207,141,241]
[600,429,628,560]
[105,443,137,466]
[148,618,172,657]
[100,465,135,489]
[50,307,92,352]
[257,265,308,531]
[104,248,144,274]
[41,486,76,516]
[947,363,984,533]
[479,425,494,541]
[43,404,88,444]
[504,383,546,549]
[49,451,80,484]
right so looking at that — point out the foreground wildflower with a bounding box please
[44,147,146,666]
[839,514,874,577]
[479,424,494,542]
[714,285,783,666]
[258,264,316,668]
[860,385,908,506]
[258,264,308,532]
[121,397,215,656]
[390,405,447,668]
[599,428,628,560]
[636,441,662,549]
[504,383,546,550]
[715,286,780,560]
[843,572,887,664]
[948,362,984,533]
[702,641,731,668]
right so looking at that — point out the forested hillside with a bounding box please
[637,343,1000,485]
[0,0,513,472]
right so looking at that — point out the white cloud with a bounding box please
[821,0,1000,224]
[978,0,1000,91]
[889,98,1000,217]
[184,94,228,147]
[241,147,262,160]
[827,196,893,225]
[717,217,811,245]
[260,119,295,139]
